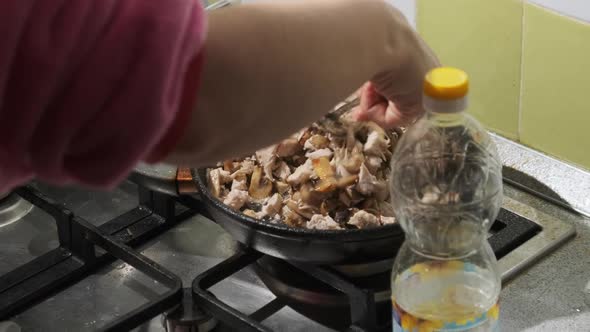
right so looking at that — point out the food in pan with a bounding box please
[207,102,402,230]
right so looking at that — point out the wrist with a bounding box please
[372,4,433,100]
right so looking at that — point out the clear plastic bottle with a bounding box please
[389,67,503,332]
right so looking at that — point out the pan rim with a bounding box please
[196,168,404,240]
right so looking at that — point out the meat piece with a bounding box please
[365,155,383,174]
[287,159,315,185]
[258,194,283,218]
[306,148,333,160]
[356,164,378,196]
[208,168,232,198]
[283,206,306,228]
[256,145,277,180]
[231,159,256,178]
[307,214,342,230]
[348,210,380,229]
[274,161,292,180]
[231,179,248,191]
[421,185,441,204]
[276,138,301,157]
[364,130,390,156]
[380,216,396,225]
[223,190,249,211]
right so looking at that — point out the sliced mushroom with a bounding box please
[286,199,315,219]
[276,138,301,158]
[304,134,330,150]
[343,148,364,174]
[312,157,338,193]
[336,175,359,188]
[275,181,291,195]
[274,161,291,181]
[249,167,273,200]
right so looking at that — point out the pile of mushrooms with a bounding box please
[208,106,402,230]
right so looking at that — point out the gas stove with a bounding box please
[0,177,575,331]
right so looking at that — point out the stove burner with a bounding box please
[255,256,392,330]
[162,289,217,332]
[0,193,33,228]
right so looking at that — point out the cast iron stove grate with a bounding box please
[0,187,542,332]
[0,185,196,331]
[187,198,541,332]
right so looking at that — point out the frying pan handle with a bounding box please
[176,167,200,195]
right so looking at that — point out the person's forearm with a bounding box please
[167,0,413,166]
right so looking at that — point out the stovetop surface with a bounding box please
[0,180,579,332]
[5,182,332,331]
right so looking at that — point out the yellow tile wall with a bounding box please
[520,3,590,170]
[417,0,523,140]
[417,0,590,171]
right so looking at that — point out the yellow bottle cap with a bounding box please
[424,67,469,100]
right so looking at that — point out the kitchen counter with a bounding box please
[501,184,589,331]
[493,135,590,331]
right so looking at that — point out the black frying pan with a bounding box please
[192,168,405,265]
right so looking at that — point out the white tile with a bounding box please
[528,0,590,23]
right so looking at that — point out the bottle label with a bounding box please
[392,301,499,332]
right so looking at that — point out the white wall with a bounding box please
[528,0,590,23]
[387,0,416,28]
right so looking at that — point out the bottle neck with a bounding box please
[426,110,466,127]
[423,95,468,127]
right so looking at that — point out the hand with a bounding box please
[353,20,439,128]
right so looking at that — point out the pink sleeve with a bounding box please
[0,0,206,192]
